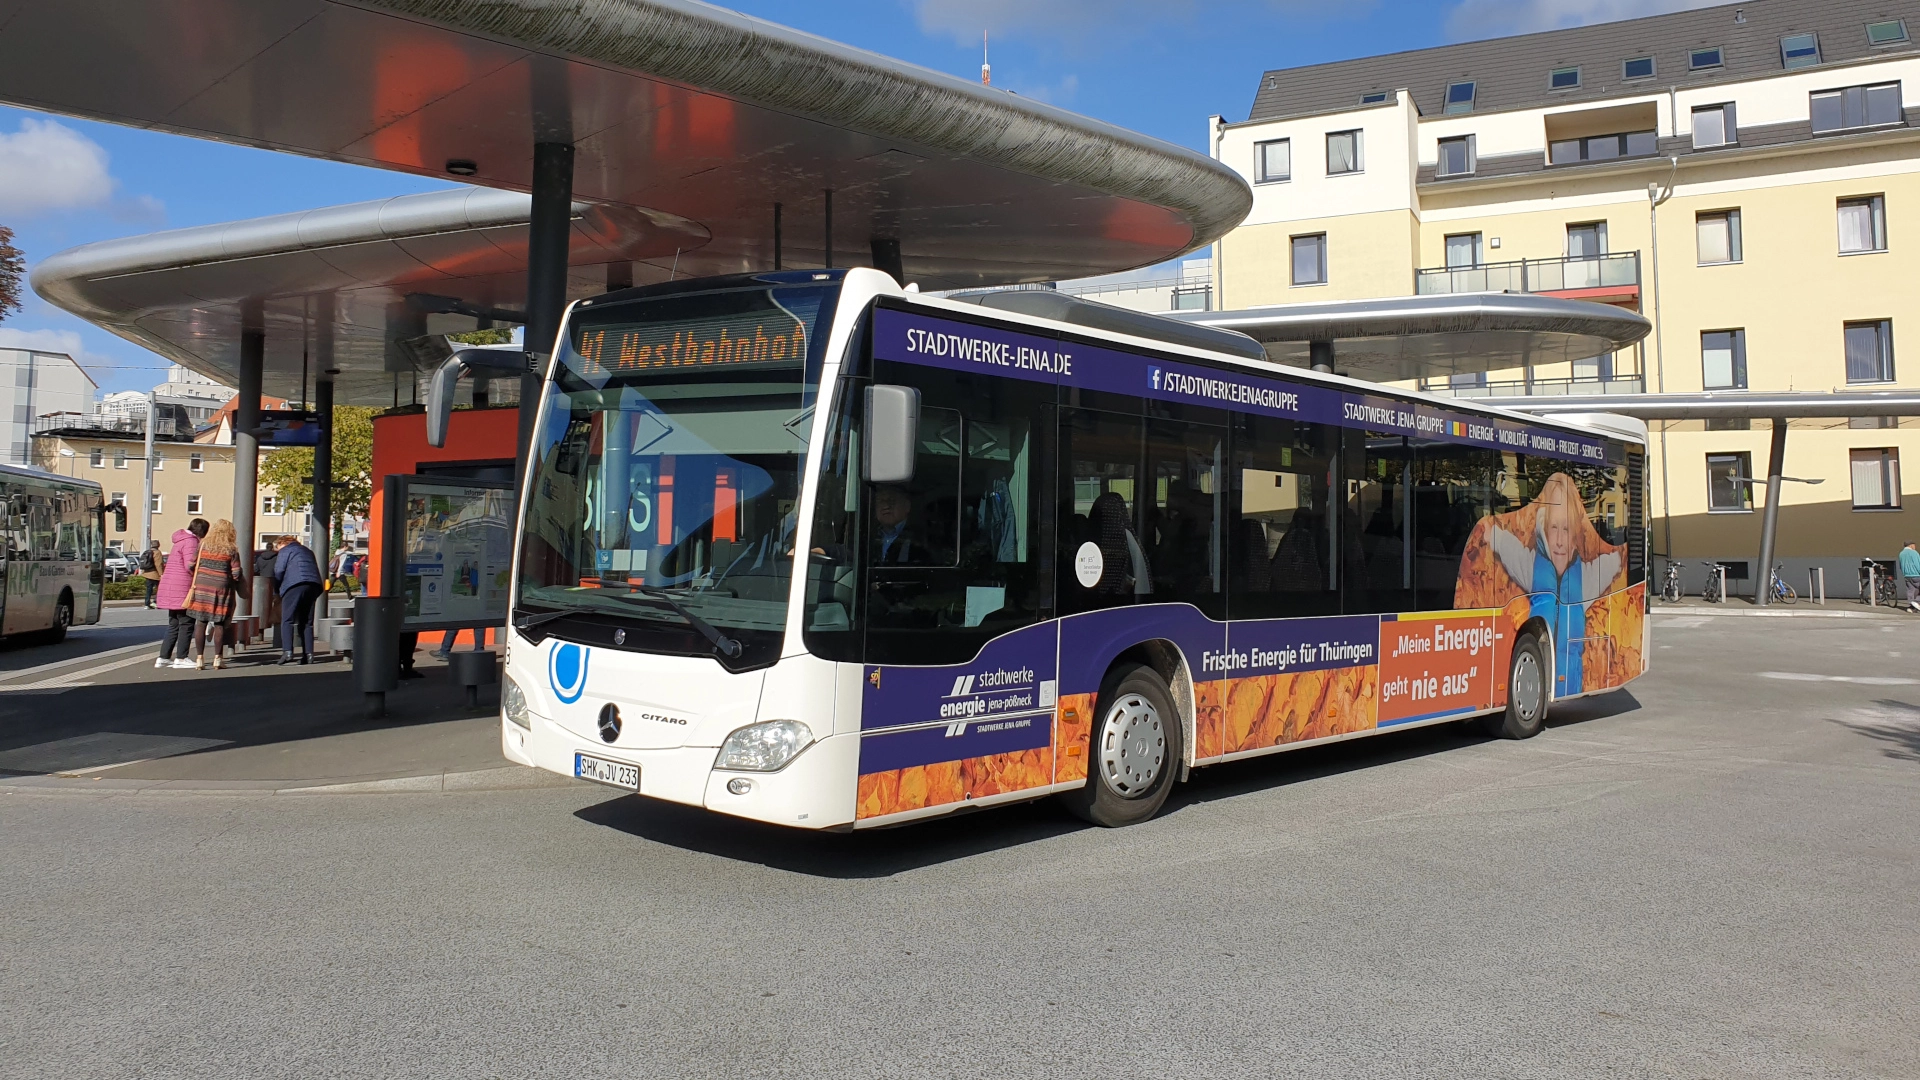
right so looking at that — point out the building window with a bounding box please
[1549,67,1581,90]
[150,493,162,513]
[1550,129,1657,164]
[1360,91,1390,104]
[1707,453,1753,512]
[189,452,204,472]
[1780,33,1821,69]
[1444,81,1476,114]
[186,494,202,514]
[1436,135,1474,177]
[1838,195,1887,253]
[1326,130,1362,174]
[1623,56,1656,80]
[1692,103,1737,148]
[263,495,285,516]
[1567,221,1608,257]
[1867,20,1909,46]
[88,447,102,467]
[1851,448,1902,509]
[1701,330,1748,389]
[151,455,162,471]
[1291,233,1327,286]
[1445,232,1483,268]
[1851,416,1899,429]
[1811,83,1903,134]
[1845,319,1895,383]
[1697,209,1742,264]
[114,449,126,469]
[1254,138,1291,183]
[110,493,126,532]
[1171,286,1210,311]
[1690,47,1724,71]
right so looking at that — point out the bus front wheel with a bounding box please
[1482,631,1548,739]
[1059,664,1182,827]
[43,593,72,644]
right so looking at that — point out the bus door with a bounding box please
[0,491,28,636]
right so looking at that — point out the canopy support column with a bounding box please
[1754,418,1788,606]
[1310,340,1334,374]
[233,300,264,635]
[310,371,333,618]
[519,141,574,489]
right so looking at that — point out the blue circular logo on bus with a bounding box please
[549,641,589,704]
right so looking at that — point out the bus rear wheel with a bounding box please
[44,593,72,645]
[1059,664,1182,827]
[1481,631,1548,739]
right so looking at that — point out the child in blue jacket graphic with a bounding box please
[1485,473,1623,696]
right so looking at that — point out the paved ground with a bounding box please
[3,614,1918,1078]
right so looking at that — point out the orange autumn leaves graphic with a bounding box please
[855,747,1053,820]
[1219,665,1378,756]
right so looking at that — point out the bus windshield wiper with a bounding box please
[512,607,573,630]
[617,585,743,658]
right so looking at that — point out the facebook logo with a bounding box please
[1150,367,1162,390]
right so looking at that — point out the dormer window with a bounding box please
[1360,91,1391,104]
[1623,57,1655,80]
[1781,33,1821,69]
[1444,81,1476,114]
[1867,20,1909,46]
[1690,47,1724,70]
[1550,67,1581,91]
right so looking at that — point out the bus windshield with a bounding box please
[516,279,838,669]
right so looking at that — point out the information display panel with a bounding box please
[383,475,515,631]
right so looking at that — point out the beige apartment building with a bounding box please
[31,426,307,553]
[1211,0,1920,590]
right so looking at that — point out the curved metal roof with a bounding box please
[1180,292,1651,383]
[0,0,1248,289]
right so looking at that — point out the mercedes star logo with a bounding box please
[597,702,622,743]
[613,628,626,645]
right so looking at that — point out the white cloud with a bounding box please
[0,118,114,218]
[1445,0,1724,40]
[0,327,111,373]
[0,116,165,223]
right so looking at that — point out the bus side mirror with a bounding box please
[427,348,526,448]
[863,384,920,484]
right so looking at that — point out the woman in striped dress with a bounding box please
[184,518,244,670]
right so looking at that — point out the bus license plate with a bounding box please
[574,753,639,790]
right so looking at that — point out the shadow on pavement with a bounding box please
[574,794,1086,878]
[1831,698,1920,763]
[576,687,1648,875]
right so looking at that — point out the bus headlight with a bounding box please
[502,675,531,730]
[715,720,813,772]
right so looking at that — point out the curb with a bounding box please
[1653,605,1908,620]
[0,764,576,797]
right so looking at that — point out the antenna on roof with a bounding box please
[981,31,991,86]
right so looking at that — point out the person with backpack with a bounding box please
[184,519,245,670]
[154,519,207,669]
[138,539,162,609]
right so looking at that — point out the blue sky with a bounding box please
[0,0,1707,395]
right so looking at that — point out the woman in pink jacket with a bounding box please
[154,518,208,669]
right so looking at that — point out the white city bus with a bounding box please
[0,463,110,643]
[487,269,1648,829]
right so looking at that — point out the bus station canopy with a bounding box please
[3,0,1250,406]
[1181,293,1652,383]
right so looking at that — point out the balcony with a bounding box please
[1414,251,1641,307]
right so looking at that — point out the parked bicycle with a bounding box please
[1860,558,1900,607]
[1766,563,1797,605]
[1702,561,1727,604]
[1659,561,1684,603]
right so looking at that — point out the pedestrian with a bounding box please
[184,518,244,670]
[1899,540,1920,613]
[253,535,281,644]
[272,533,323,665]
[138,539,163,609]
[154,519,207,669]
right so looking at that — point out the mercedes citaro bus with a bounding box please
[480,268,1648,829]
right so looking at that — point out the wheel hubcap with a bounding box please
[1512,651,1542,722]
[1099,693,1166,797]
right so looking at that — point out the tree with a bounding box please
[447,327,514,345]
[257,404,378,551]
[0,226,23,322]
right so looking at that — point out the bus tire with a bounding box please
[1059,664,1182,827]
[44,591,73,645]
[1482,631,1548,739]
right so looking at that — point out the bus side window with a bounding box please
[1411,441,1503,610]
[1227,413,1339,620]
[1348,431,1414,615]
[1143,417,1226,618]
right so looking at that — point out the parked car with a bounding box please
[103,551,132,582]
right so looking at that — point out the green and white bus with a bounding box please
[0,464,111,643]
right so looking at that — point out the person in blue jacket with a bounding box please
[272,534,324,665]
[1898,540,1920,613]
[1486,473,1623,697]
